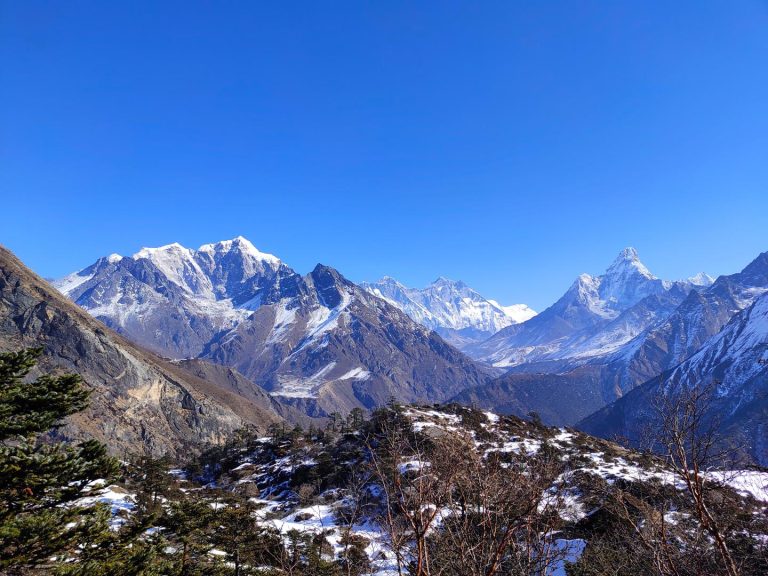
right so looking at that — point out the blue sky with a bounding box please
[1,1,767,310]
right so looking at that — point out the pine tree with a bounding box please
[162,495,217,575]
[0,348,119,573]
[211,497,284,575]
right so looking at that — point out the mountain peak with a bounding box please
[618,247,639,261]
[605,247,655,280]
[431,276,466,289]
[311,263,350,285]
[687,272,715,286]
[376,275,402,285]
[198,236,280,264]
[133,242,189,259]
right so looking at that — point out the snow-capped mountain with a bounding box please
[54,238,490,416]
[581,288,768,466]
[593,250,768,393]
[360,276,535,349]
[469,248,708,368]
[687,271,715,286]
[204,265,490,414]
[457,250,768,427]
[54,237,297,358]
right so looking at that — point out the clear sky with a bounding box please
[1,1,767,310]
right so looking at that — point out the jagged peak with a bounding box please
[374,275,404,285]
[310,263,350,285]
[687,272,714,287]
[197,236,280,264]
[619,247,639,260]
[604,247,655,280]
[739,251,768,280]
[430,276,467,289]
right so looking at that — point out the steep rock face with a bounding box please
[172,359,316,427]
[204,265,492,416]
[0,245,283,457]
[580,290,768,466]
[361,276,535,349]
[470,248,704,368]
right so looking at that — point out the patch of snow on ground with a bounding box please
[484,411,499,423]
[406,408,461,433]
[489,437,542,456]
[74,481,135,530]
[272,362,338,398]
[398,459,431,474]
[336,367,371,380]
[708,470,768,503]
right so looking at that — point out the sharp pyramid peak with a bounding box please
[618,247,639,260]
[378,275,402,283]
[605,247,655,279]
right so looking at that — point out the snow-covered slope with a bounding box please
[360,276,535,349]
[469,248,706,368]
[669,291,768,395]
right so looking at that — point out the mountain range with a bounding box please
[457,248,768,458]
[360,276,535,350]
[467,247,712,368]
[40,237,768,464]
[581,287,768,466]
[54,237,491,416]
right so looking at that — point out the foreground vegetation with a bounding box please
[1,349,766,575]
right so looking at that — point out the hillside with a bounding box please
[77,403,768,575]
[0,245,284,456]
